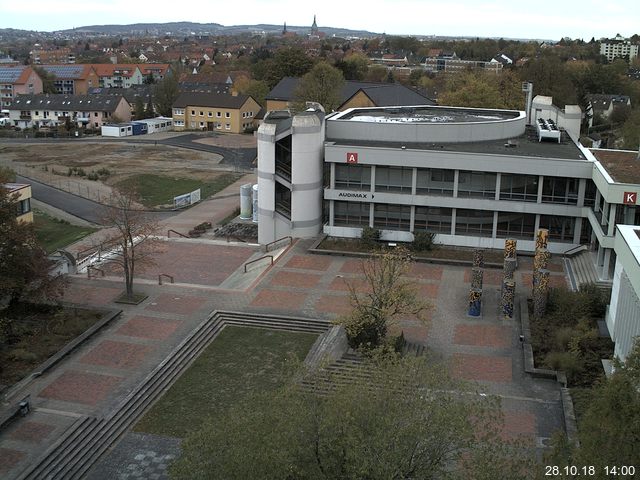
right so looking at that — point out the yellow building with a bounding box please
[4,183,33,223]
[172,92,260,133]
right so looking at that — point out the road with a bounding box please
[18,175,177,225]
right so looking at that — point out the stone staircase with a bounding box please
[566,250,612,294]
[16,311,329,480]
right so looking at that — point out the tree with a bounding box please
[153,73,179,117]
[547,338,640,475]
[1,170,65,340]
[336,53,370,80]
[32,66,57,94]
[294,61,345,112]
[133,96,145,120]
[336,247,429,349]
[100,185,160,299]
[252,47,314,89]
[234,78,270,107]
[144,94,155,118]
[170,355,538,480]
[439,70,523,110]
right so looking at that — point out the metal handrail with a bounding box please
[167,229,189,238]
[87,266,105,279]
[158,273,174,285]
[563,244,587,257]
[264,236,292,252]
[244,255,273,273]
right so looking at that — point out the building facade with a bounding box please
[172,92,260,133]
[600,36,639,62]
[38,65,99,95]
[3,183,33,223]
[0,66,43,109]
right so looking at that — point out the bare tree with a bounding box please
[336,246,430,349]
[100,185,161,300]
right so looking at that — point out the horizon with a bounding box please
[2,0,639,40]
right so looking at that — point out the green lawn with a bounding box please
[134,326,318,438]
[116,173,240,208]
[33,210,98,253]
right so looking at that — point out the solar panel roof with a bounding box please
[40,65,85,79]
[0,66,26,83]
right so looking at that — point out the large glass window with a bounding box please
[539,215,575,243]
[416,168,454,196]
[275,183,291,219]
[373,203,411,231]
[496,212,536,239]
[335,164,371,191]
[16,198,31,216]
[583,180,597,207]
[414,206,452,233]
[500,174,538,202]
[541,177,578,205]
[334,201,370,227]
[375,167,413,194]
[457,171,497,199]
[455,209,494,237]
[275,136,292,182]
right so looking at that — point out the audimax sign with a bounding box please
[337,192,369,199]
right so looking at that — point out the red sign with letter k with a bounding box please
[623,192,637,205]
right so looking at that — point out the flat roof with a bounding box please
[327,132,587,161]
[589,149,640,184]
[333,105,521,124]
[2,183,29,192]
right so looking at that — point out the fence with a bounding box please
[3,162,112,205]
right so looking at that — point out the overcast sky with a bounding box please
[2,0,638,40]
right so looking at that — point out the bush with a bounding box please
[360,226,380,249]
[87,172,99,181]
[412,231,435,252]
[8,348,39,362]
[545,351,584,383]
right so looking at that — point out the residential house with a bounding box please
[491,53,514,66]
[0,66,43,109]
[172,92,260,133]
[265,77,434,112]
[3,183,33,223]
[422,55,503,74]
[8,94,131,129]
[31,47,75,64]
[586,94,632,127]
[600,34,639,62]
[138,64,171,82]
[38,65,99,95]
[91,64,144,88]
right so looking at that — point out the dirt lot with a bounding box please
[0,141,232,202]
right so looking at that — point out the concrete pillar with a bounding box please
[607,204,617,237]
[577,178,586,207]
[453,170,460,197]
[601,248,612,281]
[495,173,502,201]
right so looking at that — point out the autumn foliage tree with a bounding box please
[294,61,345,112]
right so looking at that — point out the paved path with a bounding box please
[0,241,569,479]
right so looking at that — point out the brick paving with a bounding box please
[520,272,568,289]
[80,340,153,369]
[116,316,182,340]
[0,232,570,479]
[7,421,56,443]
[451,353,513,383]
[463,268,504,285]
[38,371,123,406]
[453,324,511,348]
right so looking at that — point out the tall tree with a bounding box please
[294,61,345,112]
[440,70,523,110]
[1,170,64,340]
[170,355,538,480]
[153,74,179,117]
[336,53,370,81]
[100,185,160,299]
[32,66,57,94]
[133,96,145,120]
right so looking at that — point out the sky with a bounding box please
[2,0,639,40]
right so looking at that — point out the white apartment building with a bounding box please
[600,35,639,62]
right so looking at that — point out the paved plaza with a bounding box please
[0,234,569,479]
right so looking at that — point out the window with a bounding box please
[208,111,213,117]
[174,109,184,115]
[541,177,578,204]
[225,123,230,130]
[375,166,413,193]
[584,180,597,207]
[225,112,230,118]
[242,112,246,118]
[416,168,454,196]
[216,111,221,117]
[373,203,411,231]
[191,110,195,116]
[199,111,204,116]
[496,212,536,239]
[94,112,98,117]
[455,209,494,237]
[16,198,30,216]
[334,201,370,227]
[500,174,538,202]
[190,121,196,128]
[414,206,452,233]
[539,215,575,243]
[335,164,371,190]
[457,171,496,199]
[199,122,205,128]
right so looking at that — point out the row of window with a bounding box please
[189,121,232,130]
[177,110,255,118]
[334,164,583,205]
[333,201,579,242]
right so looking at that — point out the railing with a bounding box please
[158,273,174,285]
[87,266,105,279]
[563,244,588,258]
[265,236,292,253]
[167,229,189,238]
[244,255,273,273]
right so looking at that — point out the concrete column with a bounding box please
[577,178,586,207]
[492,211,498,238]
[495,173,501,201]
[410,205,415,232]
[574,217,583,244]
[451,208,457,236]
[369,202,374,227]
[601,248,612,280]
[608,204,617,236]
[537,175,544,203]
[330,162,335,189]
[370,165,376,193]
[329,200,335,227]
[453,170,459,197]
[534,214,541,235]
[411,167,417,196]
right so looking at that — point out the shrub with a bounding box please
[412,231,435,252]
[545,351,584,383]
[8,348,39,362]
[360,226,380,249]
[87,172,99,181]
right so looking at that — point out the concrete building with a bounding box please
[600,35,639,62]
[172,92,259,133]
[531,96,582,140]
[3,183,33,223]
[38,65,100,95]
[607,224,640,361]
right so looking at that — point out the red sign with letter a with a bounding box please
[346,152,358,164]
[623,192,637,205]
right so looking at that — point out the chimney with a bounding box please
[231,90,238,97]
